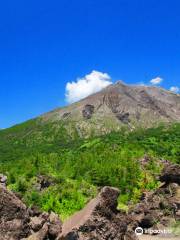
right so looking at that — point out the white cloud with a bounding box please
[150,77,163,85]
[170,86,179,93]
[65,70,112,103]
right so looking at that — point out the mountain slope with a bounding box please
[41,81,180,136]
[0,81,179,164]
[0,80,180,220]
[0,122,179,220]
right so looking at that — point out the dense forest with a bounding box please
[0,121,179,220]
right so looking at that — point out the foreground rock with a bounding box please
[0,162,179,240]
[0,184,138,240]
[0,186,62,240]
[159,164,180,184]
[130,163,180,237]
[0,185,30,240]
[60,186,138,240]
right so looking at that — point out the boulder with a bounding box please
[0,174,7,187]
[29,216,45,232]
[0,186,30,240]
[0,185,62,240]
[36,174,55,191]
[49,212,63,238]
[129,176,180,235]
[139,214,155,228]
[24,223,49,240]
[159,164,180,184]
[60,186,138,240]
[28,205,42,217]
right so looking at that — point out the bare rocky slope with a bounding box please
[41,82,180,137]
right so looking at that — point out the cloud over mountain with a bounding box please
[170,86,179,93]
[65,70,112,103]
[150,77,163,85]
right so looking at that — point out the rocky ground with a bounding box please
[0,185,62,240]
[0,163,179,240]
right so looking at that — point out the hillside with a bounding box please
[0,82,179,231]
[0,122,179,220]
[41,81,180,137]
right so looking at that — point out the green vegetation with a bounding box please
[0,120,179,220]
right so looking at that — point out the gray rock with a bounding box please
[82,104,95,119]
[49,212,63,238]
[0,174,7,187]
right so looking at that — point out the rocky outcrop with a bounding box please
[0,184,138,240]
[62,112,71,119]
[0,162,180,240]
[129,163,180,235]
[24,212,62,240]
[35,175,55,191]
[0,186,30,240]
[60,187,138,240]
[116,112,130,124]
[82,104,95,119]
[0,185,62,240]
[159,164,180,184]
[0,174,7,187]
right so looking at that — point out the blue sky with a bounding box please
[0,0,180,129]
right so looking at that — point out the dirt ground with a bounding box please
[62,197,98,236]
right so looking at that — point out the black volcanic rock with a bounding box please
[0,185,62,240]
[0,186,30,240]
[129,172,180,234]
[159,164,180,184]
[1,161,180,240]
[82,104,95,119]
[116,112,130,124]
[60,187,138,240]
